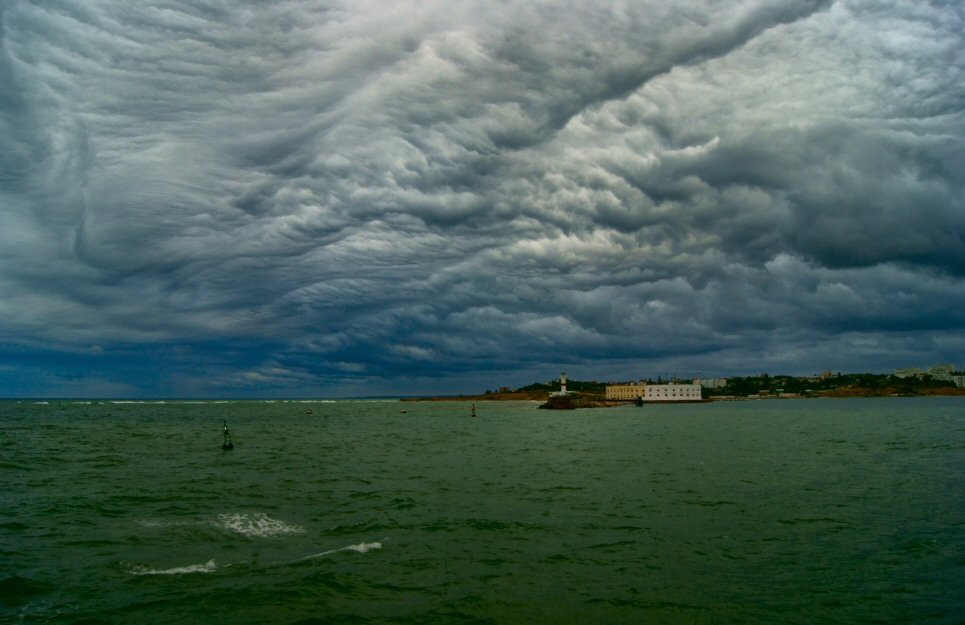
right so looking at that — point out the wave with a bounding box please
[130,559,217,576]
[301,542,382,560]
[215,512,305,538]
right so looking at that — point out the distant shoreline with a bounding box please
[401,386,965,403]
[400,392,547,403]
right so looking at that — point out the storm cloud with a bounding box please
[1,0,963,396]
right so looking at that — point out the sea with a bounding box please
[1,397,963,625]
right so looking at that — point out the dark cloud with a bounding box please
[0,0,963,396]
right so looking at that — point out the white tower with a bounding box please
[560,369,567,394]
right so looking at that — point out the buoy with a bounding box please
[471,403,476,417]
[222,420,234,451]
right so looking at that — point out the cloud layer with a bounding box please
[1,0,963,396]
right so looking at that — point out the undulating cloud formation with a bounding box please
[1,0,963,396]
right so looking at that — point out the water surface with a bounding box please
[2,398,963,624]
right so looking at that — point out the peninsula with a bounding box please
[401,370,965,404]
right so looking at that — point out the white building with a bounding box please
[896,364,959,380]
[928,364,956,381]
[643,383,703,402]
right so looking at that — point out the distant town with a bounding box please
[418,363,965,404]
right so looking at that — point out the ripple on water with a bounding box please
[3,398,963,625]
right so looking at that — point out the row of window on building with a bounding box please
[605,382,703,401]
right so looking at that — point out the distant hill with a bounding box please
[704,372,964,398]
[402,379,607,402]
[516,379,607,396]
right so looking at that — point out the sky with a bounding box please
[1,0,963,398]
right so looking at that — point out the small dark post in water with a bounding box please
[471,402,476,417]
[222,420,234,450]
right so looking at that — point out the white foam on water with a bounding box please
[301,541,382,560]
[130,559,217,576]
[215,512,306,538]
[346,541,381,553]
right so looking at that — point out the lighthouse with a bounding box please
[550,370,570,397]
[541,369,577,408]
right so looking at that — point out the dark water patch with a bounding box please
[76,500,128,518]
[888,537,941,559]
[0,461,32,470]
[543,552,575,563]
[423,517,538,533]
[421,519,464,533]
[407,607,497,625]
[586,540,637,552]
[465,518,543,532]
[299,570,362,596]
[916,441,964,451]
[391,497,418,510]
[777,517,847,525]
[716,548,749,561]
[291,617,367,625]
[88,453,128,467]
[107,493,169,507]
[326,519,398,535]
[368,580,430,593]
[536,485,584,492]
[583,596,646,608]
[635,599,710,612]
[60,538,122,549]
[60,616,111,625]
[0,574,50,606]
[0,521,29,531]
[881,584,917,596]
[347,490,382,502]
[682,499,738,507]
[610,525,645,532]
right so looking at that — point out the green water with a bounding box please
[2,398,963,624]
